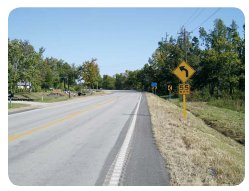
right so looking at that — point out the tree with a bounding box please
[102,75,115,89]
[8,39,43,92]
[81,58,101,89]
[198,19,243,96]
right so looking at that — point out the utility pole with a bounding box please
[67,76,70,99]
[63,77,66,91]
[183,28,188,62]
[165,32,169,43]
[161,32,169,43]
[178,27,192,62]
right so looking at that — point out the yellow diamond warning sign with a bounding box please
[173,61,196,83]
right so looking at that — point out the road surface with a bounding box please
[8,91,169,186]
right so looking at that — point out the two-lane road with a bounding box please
[8,91,169,186]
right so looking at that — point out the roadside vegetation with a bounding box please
[207,98,244,113]
[9,19,244,100]
[8,103,30,109]
[13,91,69,103]
[169,98,245,145]
[8,14,245,186]
[10,89,105,103]
[147,93,244,185]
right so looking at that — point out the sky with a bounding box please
[8,8,245,76]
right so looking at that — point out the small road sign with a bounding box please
[151,82,157,94]
[179,84,190,95]
[168,85,172,91]
[151,82,157,87]
[172,61,196,83]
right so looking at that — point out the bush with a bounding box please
[208,98,245,113]
[188,87,211,102]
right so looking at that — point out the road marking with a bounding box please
[9,98,116,142]
[107,93,142,186]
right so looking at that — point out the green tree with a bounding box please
[198,19,243,96]
[115,73,126,90]
[102,75,115,89]
[81,58,101,89]
[8,39,43,92]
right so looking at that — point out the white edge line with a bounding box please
[107,93,142,186]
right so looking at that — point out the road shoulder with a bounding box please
[146,93,244,185]
[122,93,170,186]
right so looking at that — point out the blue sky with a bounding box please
[8,8,244,76]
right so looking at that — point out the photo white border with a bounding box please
[1,0,247,191]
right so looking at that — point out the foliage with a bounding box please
[102,19,244,102]
[208,97,245,113]
[102,75,115,89]
[80,58,101,89]
[8,18,244,102]
[8,39,43,92]
[9,39,83,92]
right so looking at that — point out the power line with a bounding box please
[191,8,221,32]
[183,9,200,26]
[183,8,204,27]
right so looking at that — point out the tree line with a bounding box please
[102,19,245,100]
[9,18,245,100]
[8,39,102,93]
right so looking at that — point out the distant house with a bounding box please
[17,81,32,89]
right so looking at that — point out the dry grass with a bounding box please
[146,93,244,186]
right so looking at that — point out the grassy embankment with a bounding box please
[8,90,106,110]
[14,92,69,103]
[13,90,105,103]
[8,103,30,109]
[146,93,244,185]
[170,98,245,145]
[208,98,244,113]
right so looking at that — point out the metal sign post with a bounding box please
[168,84,172,99]
[9,97,12,108]
[179,83,190,120]
[151,82,157,95]
[8,91,14,108]
[183,94,186,119]
[173,61,195,120]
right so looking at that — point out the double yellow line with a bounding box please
[9,98,116,142]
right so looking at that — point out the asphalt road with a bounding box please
[8,91,169,186]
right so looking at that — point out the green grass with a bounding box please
[208,98,245,113]
[14,90,105,103]
[187,90,245,113]
[8,103,30,109]
[169,98,245,145]
[15,92,69,103]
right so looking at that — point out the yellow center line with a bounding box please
[9,98,116,142]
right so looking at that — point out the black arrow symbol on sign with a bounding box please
[179,66,188,77]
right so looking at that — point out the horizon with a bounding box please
[8,8,245,76]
